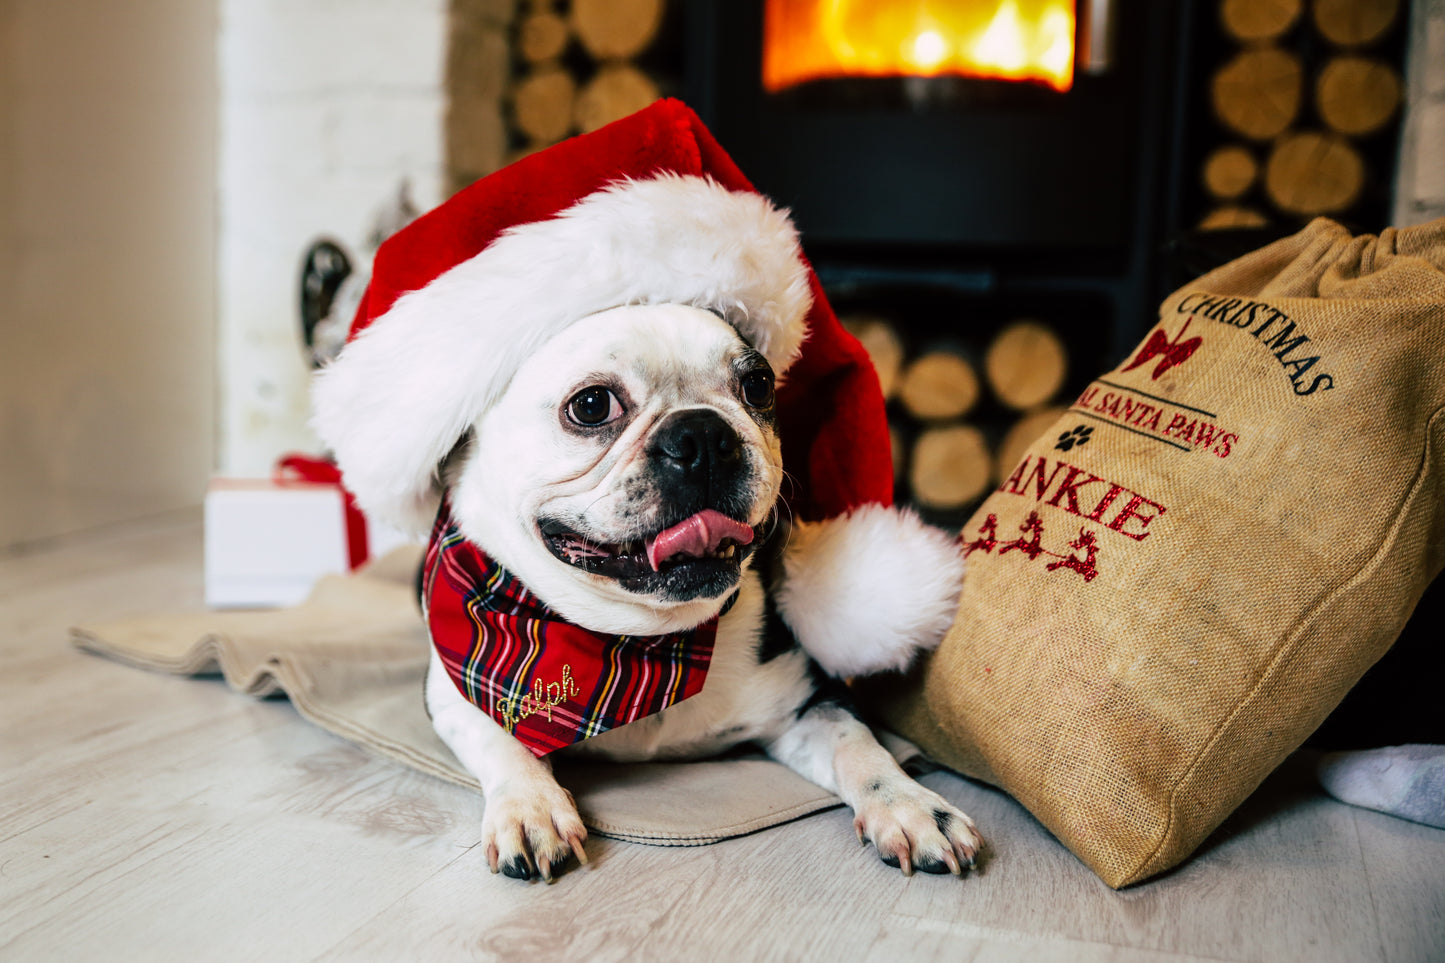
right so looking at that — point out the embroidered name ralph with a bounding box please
[497,664,580,734]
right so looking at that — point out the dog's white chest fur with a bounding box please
[564,570,813,762]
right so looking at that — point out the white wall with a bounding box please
[217,0,448,476]
[1394,0,1445,227]
[0,0,217,548]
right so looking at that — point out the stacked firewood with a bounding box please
[1201,0,1403,229]
[843,315,1070,516]
[506,0,671,161]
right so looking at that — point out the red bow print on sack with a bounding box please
[1122,318,1202,380]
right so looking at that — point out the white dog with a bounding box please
[313,174,981,882]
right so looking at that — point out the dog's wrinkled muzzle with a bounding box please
[647,409,750,517]
[538,408,768,600]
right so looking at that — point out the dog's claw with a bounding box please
[568,833,590,866]
[951,827,983,870]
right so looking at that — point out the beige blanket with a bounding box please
[70,548,849,845]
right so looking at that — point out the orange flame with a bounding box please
[763,0,1076,93]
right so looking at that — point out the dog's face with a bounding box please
[447,303,784,634]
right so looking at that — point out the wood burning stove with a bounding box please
[684,0,1190,523]
[686,0,1186,353]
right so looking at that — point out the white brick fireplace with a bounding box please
[217,0,450,475]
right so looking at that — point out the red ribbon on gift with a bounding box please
[275,454,369,570]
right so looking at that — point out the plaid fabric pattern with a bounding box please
[423,502,717,757]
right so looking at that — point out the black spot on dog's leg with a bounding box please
[933,808,954,836]
[752,525,803,664]
[795,660,862,720]
[756,599,799,664]
[867,780,884,794]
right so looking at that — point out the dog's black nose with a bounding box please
[649,409,745,493]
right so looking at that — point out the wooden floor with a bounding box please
[2,513,1443,962]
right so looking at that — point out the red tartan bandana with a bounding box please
[423,502,718,757]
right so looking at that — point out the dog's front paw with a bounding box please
[853,780,982,877]
[482,782,588,882]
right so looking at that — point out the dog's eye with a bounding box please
[566,386,622,427]
[740,369,775,409]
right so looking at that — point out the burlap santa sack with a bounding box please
[868,216,1445,888]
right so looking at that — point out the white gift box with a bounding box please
[204,479,352,608]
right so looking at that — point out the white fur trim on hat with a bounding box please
[311,174,814,534]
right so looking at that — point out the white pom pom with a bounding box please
[775,504,964,678]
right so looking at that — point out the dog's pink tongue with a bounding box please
[645,510,755,571]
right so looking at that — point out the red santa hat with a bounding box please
[313,99,891,535]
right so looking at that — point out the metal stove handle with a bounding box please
[1079,0,1117,76]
